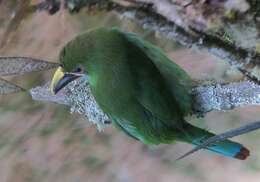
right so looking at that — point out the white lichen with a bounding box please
[66,78,110,131]
[30,80,260,131]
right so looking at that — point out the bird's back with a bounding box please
[79,28,192,144]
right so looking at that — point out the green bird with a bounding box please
[50,27,249,160]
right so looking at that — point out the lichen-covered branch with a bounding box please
[1,1,259,131]
[0,57,59,76]
[30,79,110,131]
[114,0,260,83]
[0,57,257,130]
[35,0,260,83]
[191,81,260,113]
[30,79,260,130]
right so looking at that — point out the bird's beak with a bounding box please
[50,66,81,95]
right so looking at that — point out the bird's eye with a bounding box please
[73,66,82,73]
[78,67,82,72]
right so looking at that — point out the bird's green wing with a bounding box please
[95,28,188,144]
[83,28,191,144]
[116,28,192,116]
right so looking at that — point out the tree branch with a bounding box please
[0,57,59,76]
[35,0,260,83]
[30,79,110,131]
[30,79,260,129]
[114,0,260,83]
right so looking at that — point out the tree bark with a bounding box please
[42,0,260,83]
[30,80,260,126]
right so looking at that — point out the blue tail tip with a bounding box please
[234,147,250,160]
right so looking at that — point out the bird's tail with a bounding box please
[178,123,249,160]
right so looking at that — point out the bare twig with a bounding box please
[0,78,25,94]
[176,121,260,161]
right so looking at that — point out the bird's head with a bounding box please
[50,40,88,95]
[50,27,118,95]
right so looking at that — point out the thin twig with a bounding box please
[0,78,25,94]
[176,121,260,161]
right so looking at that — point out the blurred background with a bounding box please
[0,1,260,182]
